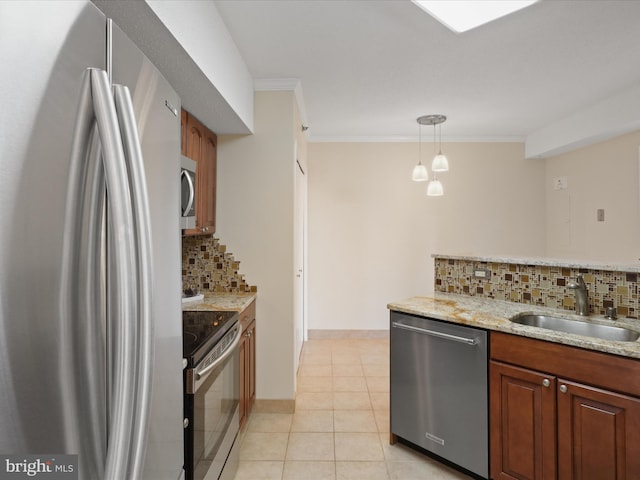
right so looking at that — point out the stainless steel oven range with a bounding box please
[183,310,241,480]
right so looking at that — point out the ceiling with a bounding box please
[214,0,640,142]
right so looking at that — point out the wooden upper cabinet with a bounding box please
[180,109,187,156]
[182,110,216,235]
[200,129,217,232]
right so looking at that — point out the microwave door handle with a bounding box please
[182,168,195,216]
[91,68,138,480]
[113,83,154,480]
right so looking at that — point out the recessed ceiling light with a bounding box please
[411,0,539,33]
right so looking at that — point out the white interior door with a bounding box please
[294,158,307,375]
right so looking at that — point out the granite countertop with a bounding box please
[388,293,640,360]
[432,253,640,273]
[182,292,256,312]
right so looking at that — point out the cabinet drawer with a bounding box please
[491,331,640,398]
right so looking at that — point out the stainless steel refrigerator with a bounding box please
[0,1,184,479]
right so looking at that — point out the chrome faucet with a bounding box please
[568,274,589,316]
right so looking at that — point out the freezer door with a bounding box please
[0,1,108,477]
[109,21,184,480]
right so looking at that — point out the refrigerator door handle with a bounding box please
[61,68,109,478]
[113,83,155,480]
[90,68,138,480]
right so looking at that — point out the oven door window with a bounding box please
[192,350,238,480]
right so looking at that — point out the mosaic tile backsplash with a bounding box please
[182,235,256,294]
[434,257,638,319]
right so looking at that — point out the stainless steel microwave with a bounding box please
[181,156,196,229]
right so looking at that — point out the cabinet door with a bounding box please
[180,109,187,156]
[183,114,205,235]
[247,321,256,409]
[182,112,216,235]
[490,361,557,480]
[239,321,256,429]
[200,129,216,233]
[239,332,247,428]
[557,380,640,480]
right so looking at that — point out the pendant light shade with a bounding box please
[412,163,429,181]
[427,178,444,196]
[431,152,449,172]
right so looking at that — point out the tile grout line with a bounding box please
[237,338,467,479]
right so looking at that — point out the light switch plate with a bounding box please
[553,176,568,190]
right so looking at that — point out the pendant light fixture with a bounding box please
[431,121,449,172]
[412,119,429,182]
[414,114,448,196]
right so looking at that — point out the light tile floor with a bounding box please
[234,337,472,480]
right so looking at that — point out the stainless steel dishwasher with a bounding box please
[390,311,488,478]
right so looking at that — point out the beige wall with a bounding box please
[307,142,546,331]
[217,91,297,401]
[429,142,546,257]
[215,88,640,394]
[545,130,640,262]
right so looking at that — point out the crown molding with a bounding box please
[254,78,299,91]
[308,135,525,143]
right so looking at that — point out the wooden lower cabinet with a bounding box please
[239,301,256,429]
[491,361,556,480]
[557,380,640,480]
[490,332,640,480]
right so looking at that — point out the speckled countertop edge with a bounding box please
[388,293,640,360]
[182,292,256,312]
[432,253,640,273]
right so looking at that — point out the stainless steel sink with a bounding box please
[510,313,640,342]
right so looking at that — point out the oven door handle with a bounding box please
[195,325,242,380]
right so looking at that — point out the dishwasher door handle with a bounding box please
[391,321,478,345]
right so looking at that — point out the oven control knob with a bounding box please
[183,418,189,429]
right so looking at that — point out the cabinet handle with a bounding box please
[542,379,550,388]
[559,384,568,393]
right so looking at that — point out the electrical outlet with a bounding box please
[597,209,605,222]
[474,269,490,279]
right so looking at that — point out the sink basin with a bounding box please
[510,314,640,342]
